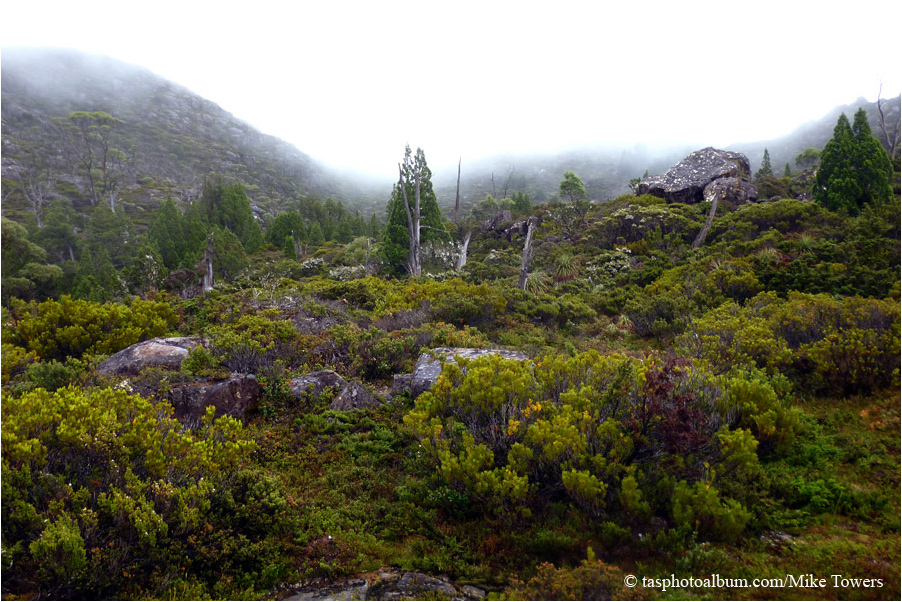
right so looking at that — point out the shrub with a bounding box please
[207,311,307,373]
[680,292,900,395]
[5,296,178,361]
[501,548,645,601]
[405,351,762,536]
[672,480,752,542]
[2,386,257,598]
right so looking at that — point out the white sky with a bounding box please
[2,0,900,178]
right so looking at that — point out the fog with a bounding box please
[3,0,900,181]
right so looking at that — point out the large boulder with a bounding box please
[637,147,753,204]
[168,374,260,423]
[288,370,381,411]
[97,337,206,376]
[410,347,530,397]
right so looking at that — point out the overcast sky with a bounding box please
[2,0,900,177]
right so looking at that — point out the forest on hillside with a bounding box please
[1,104,900,600]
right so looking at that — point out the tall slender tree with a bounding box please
[755,148,773,179]
[383,146,446,277]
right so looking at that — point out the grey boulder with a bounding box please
[169,374,260,424]
[410,347,530,397]
[288,370,381,411]
[97,337,206,376]
[637,147,753,204]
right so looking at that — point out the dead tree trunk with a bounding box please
[455,230,472,270]
[291,230,304,259]
[518,216,539,290]
[692,194,720,249]
[454,157,461,224]
[398,164,422,277]
[877,84,900,158]
[202,233,215,293]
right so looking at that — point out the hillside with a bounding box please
[1,46,900,602]
[730,95,901,175]
[1,47,350,223]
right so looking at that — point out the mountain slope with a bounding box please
[729,95,901,175]
[1,47,344,223]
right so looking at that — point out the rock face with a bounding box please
[97,337,206,376]
[637,147,755,204]
[280,569,485,601]
[410,347,530,397]
[703,176,758,204]
[288,370,381,411]
[169,375,260,423]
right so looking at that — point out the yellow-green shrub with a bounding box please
[405,351,761,537]
[5,296,178,361]
[2,386,256,598]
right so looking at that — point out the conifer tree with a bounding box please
[368,213,381,239]
[265,211,304,248]
[755,148,773,179]
[383,146,446,277]
[148,198,185,269]
[198,179,263,253]
[815,110,893,214]
[307,221,325,247]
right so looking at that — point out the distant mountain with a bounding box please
[729,95,901,176]
[0,47,353,225]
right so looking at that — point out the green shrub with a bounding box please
[5,296,178,361]
[500,548,644,600]
[405,352,764,536]
[2,386,258,598]
[672,480,752,542]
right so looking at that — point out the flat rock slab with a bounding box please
[410,347,530,397]
[637,147,751,204]
[97,337,206,376]
[288,370,381,411]
[284,578,369,601]
[281,569,479,601]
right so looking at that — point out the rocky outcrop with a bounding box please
[703,176,758,205]
[409,347,530,397]
[169,374,260,423]
[637,147,755,204]
[288,370,381,411]
[97,337,206,376]
[279,569,486,601]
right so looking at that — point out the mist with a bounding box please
[4,1,899,184]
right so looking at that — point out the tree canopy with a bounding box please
[382,146,446,277]
[814,109,894,214]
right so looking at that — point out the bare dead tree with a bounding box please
[692,195,720,249]
[398,163,422,277]
[291,230,306,259]
[202,233,215,293]
[454,157,461,224]
[518,216,539,290]
[502,165,514,200]
[876,83,900,159]
[20,153,53,228]
[455,230,472,270]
